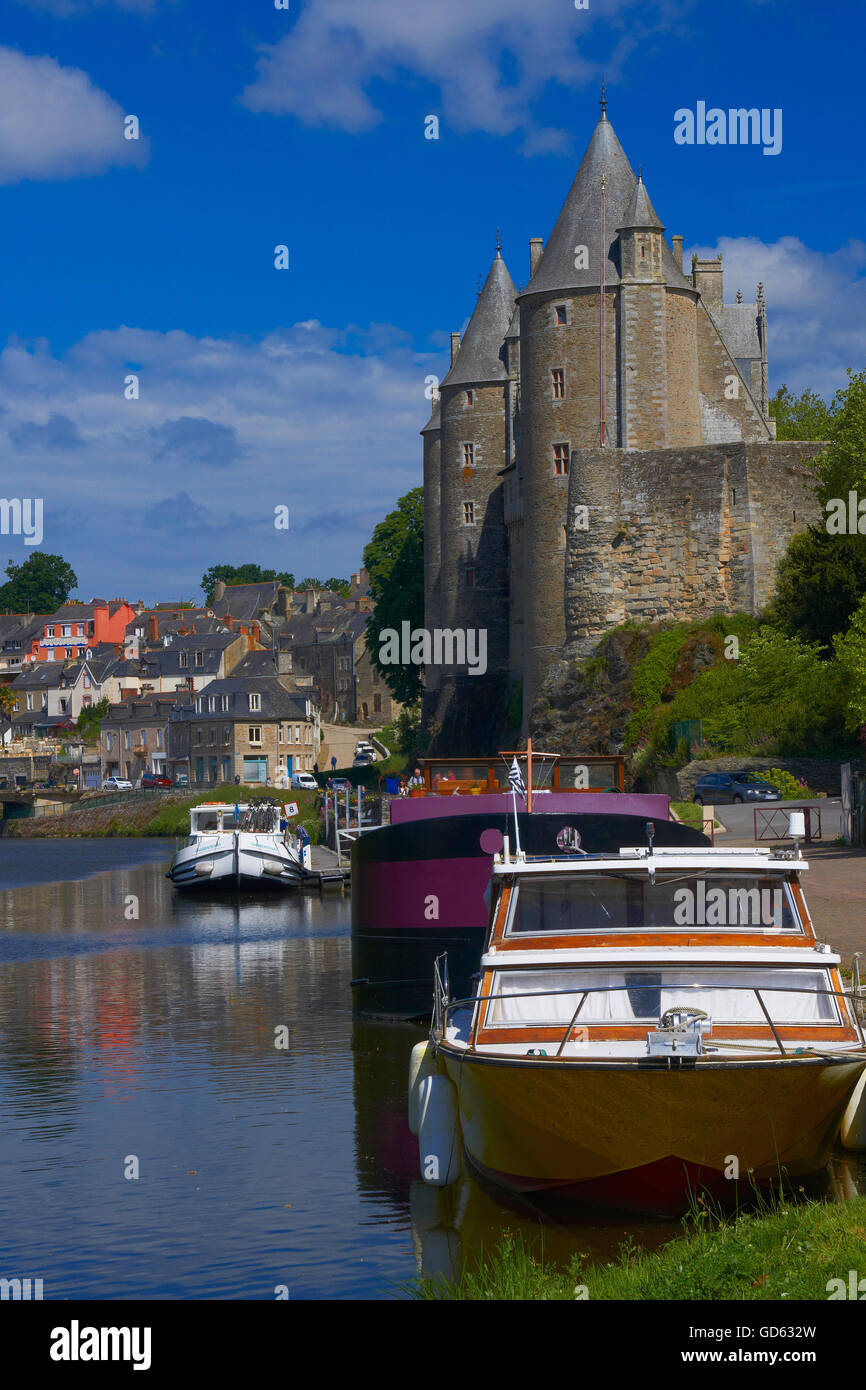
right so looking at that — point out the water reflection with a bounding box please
[0,841,863,1300]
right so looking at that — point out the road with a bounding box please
[318,723,383,772]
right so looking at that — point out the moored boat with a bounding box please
[412,819,866,1215]
[168,799,309,890]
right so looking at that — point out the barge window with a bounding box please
[506,874,801,935]
[486,968,839,1026]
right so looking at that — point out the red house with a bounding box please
[29,600,137,663]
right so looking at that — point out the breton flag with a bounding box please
[508,757,527,800]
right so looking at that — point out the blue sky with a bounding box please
[1,0,864,603]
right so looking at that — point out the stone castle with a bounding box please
[421,98,823,740]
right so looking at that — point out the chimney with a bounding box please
[672,235,683,272]
[251,620,261,646]
[214,580,226,602]
[147,615,159,643]
[304,589,317,615]
[450,332,461,365]
[225,615,233,631]
[529,238,544,276]
[351,572,359,589]
[691,254,724,315]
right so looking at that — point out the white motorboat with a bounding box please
[168,800,310,890]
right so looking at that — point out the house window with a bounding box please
[195,651,203,667]
[553,443,570,476]
[179,653,189,668]
[157,729,163,748]
[248,726,262,745]
[140,730,147,746]
[195,697,202,712]
[124,731,130,750]
[221,695,230,711]
[195,729,203,745]
[59,698,68,713]
[292,725,299,742]
[208,729,216,745]
[84,674,91,689]
[463,502,475,525]
[208,696,217,711]
[249,693,261,712]
[462,443,475,468]
[552,368,565,400]
[62,625,71,638]
[555,305,567,325]
[47,626,55,638]
[26,693,34,710]
[106,732,113,750]
[465,567,477,588]
[223,726,230,743]
[466,390,474,406]
[374,694,382,714]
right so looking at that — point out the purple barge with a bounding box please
[350,755,709,1017]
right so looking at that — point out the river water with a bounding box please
[0,839,862,1300]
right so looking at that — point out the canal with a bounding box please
[0,840,861,1299]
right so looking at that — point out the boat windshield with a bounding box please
[486,967,838,1026]
[505,872,801,935]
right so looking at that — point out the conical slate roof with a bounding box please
[523,113,689,295]
[420,400,441,433]
[441,251,516,387]
[618,173,664,231]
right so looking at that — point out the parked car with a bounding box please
[139,771,172,789]
[173,772,189,787]
[326,777,352,793]
[102,776,133,792]
[353,752,375,766]
[355,741,376,757]
[290,771,319,792]
[693,772,781,806]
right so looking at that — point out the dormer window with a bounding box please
[179,653,189,668]
[195,651,204,667]
[248,693,261,712]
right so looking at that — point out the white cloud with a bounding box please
[239,0,674,150]
[0,322,442,600]
[686,235,866,398]
[0,46,149,185]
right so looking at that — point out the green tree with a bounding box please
[201,564,295,604]
[296,577,351,597]
[76,697,110,743]
[833,597,866,734]
[0,552,77,613]
[769,384,833,441]
[769,370,866,647]
[363,487,424,704]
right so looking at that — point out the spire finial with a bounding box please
[757,281,764,301]
[600,79,607,118]
[495,227,501,253]
[638,164,642,181]
[736,289,743,303]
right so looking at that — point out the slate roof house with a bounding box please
[167,675,320,786]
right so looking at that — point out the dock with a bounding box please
[303,843,350,890]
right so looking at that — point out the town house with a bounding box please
[168,675,320,786]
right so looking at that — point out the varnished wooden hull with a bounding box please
[439,1047,865,1216]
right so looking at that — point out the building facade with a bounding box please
[422,101,824,735]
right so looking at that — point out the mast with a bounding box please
[526,737,533,814]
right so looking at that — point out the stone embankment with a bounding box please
[3,793,191,838]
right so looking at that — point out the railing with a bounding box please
[755,805,822,843]
[432,974,866,1058]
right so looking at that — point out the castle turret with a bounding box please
[436,246,515,691]
[617,173,673,448]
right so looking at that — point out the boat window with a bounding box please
[486,968,839,1026]
[505,874,801,935]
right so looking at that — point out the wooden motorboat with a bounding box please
[411,821,866,1215]
[167,800,308,890]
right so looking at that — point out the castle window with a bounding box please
[555,305,567,325]
[462,443,475,468]
[552,368,565,400]
[462,502,475,525]
[553,443,570,476]
[730,488,736,505]
[466,390,475,406]
[465,567,477,588]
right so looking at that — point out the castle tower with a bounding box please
[434,247,515,706]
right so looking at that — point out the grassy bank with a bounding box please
[410,1194,866,1300]
[3,784,324,842]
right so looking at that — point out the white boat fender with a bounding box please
[408,1040,436,1135]
[418,1074,461,1187]
[840,1070,866,1151]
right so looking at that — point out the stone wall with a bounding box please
[563,441,823,658]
